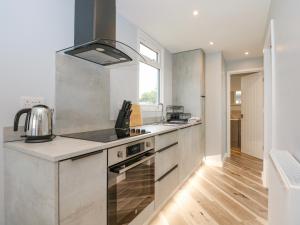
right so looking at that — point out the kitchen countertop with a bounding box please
[4,121,202,162]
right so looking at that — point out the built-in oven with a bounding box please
[108,137,155,225]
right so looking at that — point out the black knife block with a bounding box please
[115,110,130,129]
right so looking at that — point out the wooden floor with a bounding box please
[149,150,268,225]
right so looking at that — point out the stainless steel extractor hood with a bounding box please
[58,0,144,67]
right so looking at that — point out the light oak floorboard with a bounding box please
[149,153,268,225]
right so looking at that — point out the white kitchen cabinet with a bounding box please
[155,165,179,208]
[179,124,205,182]
[155,131,179,180]
[178,127,193,181]
[155,131,178,151]
[155,143,179,180]
[59,150,107,225]
[191,124,205,168]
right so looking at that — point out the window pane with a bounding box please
[140,43,158,61]
[139,62,159,105]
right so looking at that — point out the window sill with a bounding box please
[140,104,162,112]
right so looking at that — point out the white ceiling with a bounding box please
[117,0,271,61]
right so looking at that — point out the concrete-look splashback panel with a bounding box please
[55,54,114,134]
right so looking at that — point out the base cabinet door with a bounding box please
[59,150,107,225]
[179,124,204,183]
[192,124,204,168]
[155,165,179,208]
[179,127,192,181]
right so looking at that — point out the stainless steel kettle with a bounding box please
[14,105,54,143]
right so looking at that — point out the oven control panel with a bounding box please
[108,137,154,166]
[127,143,144,157]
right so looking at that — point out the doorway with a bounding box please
[227,68,264,159]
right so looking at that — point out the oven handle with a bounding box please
[113,154,155,174]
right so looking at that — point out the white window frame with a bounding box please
[137,30,164,112]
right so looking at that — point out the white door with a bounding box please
[241,73,264,159]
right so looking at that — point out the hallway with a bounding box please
[150,151,268,225]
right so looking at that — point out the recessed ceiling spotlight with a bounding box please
[193,10,199,16]
[209,41,214,46]
[244,51,249,55]
[96,48,105,52]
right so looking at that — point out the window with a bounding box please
[138,39,162,107]
[139,62,160,105]
[140,43,158,62]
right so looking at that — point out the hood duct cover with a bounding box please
[58,0,144,67]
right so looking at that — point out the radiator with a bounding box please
[269,150,300,225]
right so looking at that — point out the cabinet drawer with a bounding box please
[155,131,178,151]
[155,143,178,180]
[155,165,179,208]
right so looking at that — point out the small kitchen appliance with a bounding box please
[166,105,191,124]
[14,105,54,143]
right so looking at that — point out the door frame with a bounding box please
[262,19,276,187]
[226,67,263,159]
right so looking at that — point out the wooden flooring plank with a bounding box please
[160,202,190,225]
[149,152,268,225]
[213,166,268,196]
[232,150,263,163]
[226,158,262,176]
[230,154,263,168]
[201,169,268,220]
[193,173,256,221]
[223,162,263,184]
[173,191,220,225]
[230,155,263,170]
[188,185,243,225]
[224,159,262,178]
[203,167,268,208]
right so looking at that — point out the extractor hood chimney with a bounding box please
[58,0,144,67]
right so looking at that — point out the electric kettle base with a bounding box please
[25,135,56,143]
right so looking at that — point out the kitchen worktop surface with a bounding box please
[4,121,202,162]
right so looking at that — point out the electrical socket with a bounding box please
[20,96,45,108]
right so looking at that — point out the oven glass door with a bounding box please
[108,150,155,225]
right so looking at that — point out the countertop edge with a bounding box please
[4,122,202,162]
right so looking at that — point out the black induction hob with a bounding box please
[61,128,149,143]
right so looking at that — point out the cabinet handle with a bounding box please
[71,150,104,161]
[157,142,178,153]
[156,164,178,182]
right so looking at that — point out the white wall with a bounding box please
[268,0,300,161]
[266,2,300,223]
[205,52,226,165]
[0,1,75,224]
[226,57,263,71]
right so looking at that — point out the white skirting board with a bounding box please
[269,150,300,225]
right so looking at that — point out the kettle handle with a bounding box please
[14,108,31,132]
